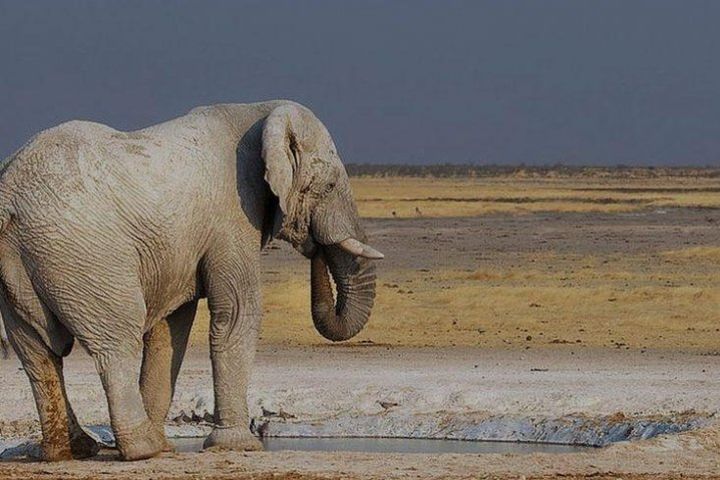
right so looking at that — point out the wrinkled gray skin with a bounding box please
[0,101,382,461]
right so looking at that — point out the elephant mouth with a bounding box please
[310,245,377,342]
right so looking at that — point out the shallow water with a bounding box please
[172,436,593,454]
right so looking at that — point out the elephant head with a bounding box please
[262,103,383,342]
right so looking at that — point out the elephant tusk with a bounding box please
[337,238,385,260]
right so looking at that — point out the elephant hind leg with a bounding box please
[72,295,167,461]
[3,313,98,461]
[38,250,167,461]
[0,252,98,461]
[140,300,197,442]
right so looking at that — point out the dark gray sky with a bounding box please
[1,0,719,166]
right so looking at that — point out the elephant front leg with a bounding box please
[203,330,262,451]
[202,251,263,451]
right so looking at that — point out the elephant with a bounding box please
[0,100,383,461]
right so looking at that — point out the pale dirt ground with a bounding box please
[1,176,720,479]
[3,347,720,438]
[2,346,720,479]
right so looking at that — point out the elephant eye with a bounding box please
[323,182,336,195]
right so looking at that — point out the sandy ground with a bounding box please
[2,345,720,478]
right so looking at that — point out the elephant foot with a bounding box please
[40,428,98,461]
[159,435,176,453]
[69,428,100,459]
[40,441,74,462]
[115,420,166,461]
[202,426,263,452]
[148,421,175,453]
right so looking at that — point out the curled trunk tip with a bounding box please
[310,248,376,342]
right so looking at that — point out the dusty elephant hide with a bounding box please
[0,100,382,461]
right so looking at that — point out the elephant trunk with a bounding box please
[311,245,377,342]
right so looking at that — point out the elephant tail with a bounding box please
[0,208,10,358]
[0,315,7,359]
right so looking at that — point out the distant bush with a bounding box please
[344,164,720,179]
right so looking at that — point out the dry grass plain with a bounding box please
[350,174,720,218]
[187,174,720,352]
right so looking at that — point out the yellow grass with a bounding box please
[186,175,720,351]
[188,248,720,352]
[661,246,720,261]
[349,177,720,218]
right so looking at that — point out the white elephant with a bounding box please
[0,100,383,460]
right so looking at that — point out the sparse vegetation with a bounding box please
[188,170,720,352]
[345,164,720,179]
[189,248,720,350]
[348,174,720,218]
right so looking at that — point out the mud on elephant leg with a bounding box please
[140,300,197,449]
[4,317,98,461]
[30,354,99,461]
[201,245,263,452]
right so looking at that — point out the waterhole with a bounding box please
[172,436,593,454]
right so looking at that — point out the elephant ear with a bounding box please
[262,104,304,240]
